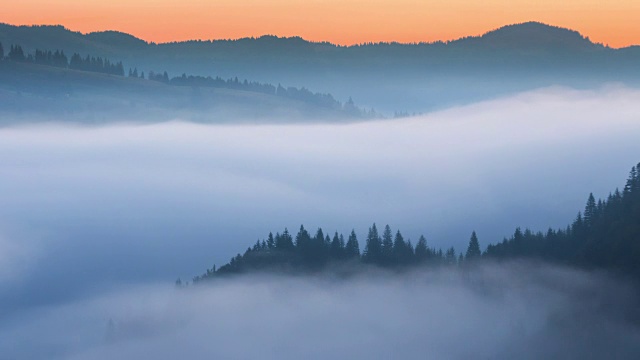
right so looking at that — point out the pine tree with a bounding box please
[584,193,597,226]
[0,41,4,59]
[363,224,382,263]
[295,225,310,249]
[465,231,481,260]
[381,225,394,264]
[624,166,637,194]
[445,247,457,265]
[345,230,360,258]
[393,230,412,265]
[8,44,26,61]
[330,232,343,259]
[276,228,294,250]
[414,235,428,262]
[266,232,275,249]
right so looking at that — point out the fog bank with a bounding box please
[1,85,640,315]
[1,263,639,359]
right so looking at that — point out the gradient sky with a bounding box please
[3,0,640,47]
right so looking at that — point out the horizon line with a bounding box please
[2,20,635,49]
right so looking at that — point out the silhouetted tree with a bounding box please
[584,193,597,226]
[363,223,382,264]
[414,235,428,263]
[266,232,275,249]
[465,231,481,261]
[445,247,457,265]
[275,228,294,250]
[393,230,414,265]
[345,230,360,258]
[381,225,394,265]
[330,232,344,259]
[8,45,26,61]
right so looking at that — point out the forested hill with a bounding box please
[0,22,631,68]
[0,42,375,123]
[2,22,640,113]
[485,163,640,278]
[191,162,640,283]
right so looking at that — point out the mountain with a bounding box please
[1,22,639,113]
[463,22,600,51]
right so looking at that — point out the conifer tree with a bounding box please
[584,193,597,226]
[445,247,457,265]
[414,235,428,262]
[276,228,294,250]
[8,45,26,61]
[330,232,343,259]
[465,231,481,260]
[345,230,360,258]
[266,232,275,249]
[363,224,382,263]
[381,225,394,264]
[295,225,311,249]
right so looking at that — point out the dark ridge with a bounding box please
[85,30,148,48]
[482,22,599,49]
[452,21,602,51]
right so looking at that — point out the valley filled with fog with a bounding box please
[4,265,640,359]
[2,85,640,358]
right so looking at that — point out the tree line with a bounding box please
[191,161,640,284]
[192,224,482,283]
[142,71,377,116]
[1,43,124,76]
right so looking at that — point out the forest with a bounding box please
[191,161,640,283]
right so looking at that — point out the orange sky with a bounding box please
[3,0,640,47]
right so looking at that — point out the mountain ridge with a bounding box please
[2,21,639,114]
[0,21,624,49]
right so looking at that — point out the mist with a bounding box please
[1,85,640,322]
[2,263,639,359]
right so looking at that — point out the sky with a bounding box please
[3,0,640,47]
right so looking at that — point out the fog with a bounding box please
[1,85,640,337]
[2,263,639,359]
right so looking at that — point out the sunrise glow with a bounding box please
[3,0,639,47]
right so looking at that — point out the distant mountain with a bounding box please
[1,22,639,113]
[84,30,147,49]
[464,22,600,51]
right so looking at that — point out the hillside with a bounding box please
[0,61,359,124]
[2,22,639,113]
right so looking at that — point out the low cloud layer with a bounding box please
[1,263,639,359]
[0,85,640,318]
